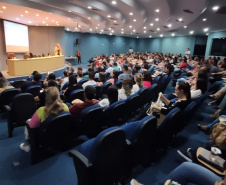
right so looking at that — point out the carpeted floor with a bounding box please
[0,72,218,185]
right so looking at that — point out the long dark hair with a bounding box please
[196,79,207,94]
[177,82,191,102]
[143,71,153,84]
[112,70,119,83]
[108,85,118,105]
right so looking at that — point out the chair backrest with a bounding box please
[25,85,41,97]
[154,76,160,84]
[69,89,84,102]
[0,88,20,107]
[61,81,69,90]
[100,81,112,95]
[39,112,74,147]
[137,87,148,108]
[145,83,159,104]
[125,93,140,114]
[12,80,26,88]
[114,79,123,89]
[78,79,88,85]
[183,101,197,119]
[78,105,105,137]
[90,127,128,185]
[103,100,126,126]
[11,93,36,123]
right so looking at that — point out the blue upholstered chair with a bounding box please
[124,93,140,120]
[77,105,105,137]
[154,76,160,84]
[11,80,26,88]
[0,88,19,111]
[69,127,128,185]
[103,100,126,126]
[6,93,36,137]
[69,89,84,102]
[136,87,148,109]
[148,65,155,74]
[61,81,69,90]
[121,115,157,166]
[25,85,41,97]
[144,83,159,105]
[114,79,123,89]
[99,81,112,95]
[78,79,88,85]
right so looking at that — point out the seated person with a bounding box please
[20,86,69,152]
[59,70,69,90]
[84,68,94,80]
[178,58,187,69]
[118,65,129,80]
[99,85,118,109]
[82,72,97,89]
[133,73,143,93]
[132,64,141,75]
[113,62,120,71]
[96,72,106,87]
[105,62,114,74]
[143,71,152,88]
[107,70,119,85]
[118,77,135,100]
[43,73,56,87]
[0,77,14,95]
[0,72,4,78]
[68,66,75,76]
[27,71,38,81]
[63,75,82,102]
[95,66,104,79]
[69,85,98,119]
[34,80,58,107]
[77,70,84,83]
[191,78,207,100]
[150,82,191,115]
[19,73,42,92]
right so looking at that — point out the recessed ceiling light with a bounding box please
[107,15,111,18]
[28,21,32,24]
[133,19,136,22]
[111,30,114,33]
[90,28,92,31]
[204,28,209,32]
[49,13,52,14]
[100,32,102,34]
[16,18,19,20]
[96,27,98,29]
[184,26,187,28]
[46,24,48,26]
[109,28,112,30]
[88,6,92,9]
[131,33,133,35]
[114,20,117,23]
[206,33,209,35]
[2,6,6,9]
[160,34,163,37]
[171,33,175,36]
[212,6,219,11]
[67,28,69,31]
[121,28,124,30]
[129,12,133,16]
[157,28,160,31]
[149,35,152,38]
[143,27,146,29]
[121,31,124,34]
[88,17,91,19]
[155,18,159,21]
[110,33,112,35]
[202,18,207,21]
[68,10,72,12]
[21,15,23,17]
[155,9,160,12]
[150,23,153,26]
[56,21,58,23]
[68,18,71,20]
[78,25,81,28]
[25,11,28,13]
[36,14,39,16]
[98,24,100,26]
[144,30,146,33]
[52,20,55,22]
[133,29,136,32]
[112,1,117,5]
[43,21,45,23]
[0,11,2,13]
[178,18,183,22]
[101,29,103,32]
[190,31,194,34]
[129,25,132,28]
[46,17,48,19]
[57,24,59,26]
[137,36,139,38]
[168,24,172,28]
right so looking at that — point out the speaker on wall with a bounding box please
[76,39,80,46]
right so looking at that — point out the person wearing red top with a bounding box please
[180,59,187,69]
[69,85,98,119]
[143,71,152,88]
[76,50,81,64]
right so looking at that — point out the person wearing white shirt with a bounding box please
[185,48,190,59]
[82,72,97,89]
[59,70,69,90]
[132,73,143,93]
[118,77,135,100]
[129,47,133,53]
[99,85,118,109]
[105,63,114,74]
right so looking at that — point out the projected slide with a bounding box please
[4,20,29,53]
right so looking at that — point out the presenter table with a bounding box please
[65,57,77,65]
[7,55,65,76]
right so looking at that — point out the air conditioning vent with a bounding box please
[216,7,226,14]
[163,26,168,29]
[92,8,101,11]
[113,24,119,26]
[168,30,179,32]
[149,30,155,32]
[183,9,194,14]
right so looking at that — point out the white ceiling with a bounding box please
[0,0,226,38]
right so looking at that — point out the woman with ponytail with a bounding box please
[133,73,143,93]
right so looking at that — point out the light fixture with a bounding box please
[144,30,146,33]
[171,33,175,36]
[203,28,209,32]
[133,19,136,22]
[57,24,59,26]
[155,9,160,12]
[56,21,58,23]
[168,24,172,28]
[202,18,207,21]
[107,15,111,18]
[68,18,71,20]
[137,36,139,38]
[67,28,69,31]
[190,31,194,34]
[150,23,153,26]
[96,27,98,29]
[46,24,48,26]
[43,21,45,23]
[21,15,23,17]
[88,17,91,19]
[2,6,6,9]
[160,34,163,37]
[52,20,55,22]
[109,28,112,30]
[157,28,160,31]
[121,28,124,30]
[114,20,117,23]
[121,31,124,34]
[133,29,136,32]
[0,11,2,13]
[110,33,112,35]
[131,33,133,35]
[149,35,152,38]
[25,11,28,13]
[98,24,100,26]
[143,27,146,29]
[46,17,48,19]
[36,14,39,16]
[101,29,103,32]
[68,10,72,12]
[88,6,92,9]
[78,25,81,28]
[129,12,133,16]
[111,30,114,33]
[155,18,159,21]
[178,18,183,22]
[129,25,132,28]
[28,21,32,23]
[16,18,19,21]
[112,1,117,5]
[212,6,219,11]
[184,26,187,28]
[206,33,209,35]
[90,28,92,31]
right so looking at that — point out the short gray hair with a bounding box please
[0,77,8,88]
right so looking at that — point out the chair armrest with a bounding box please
[4,105,11,112]
[68,150,92,168]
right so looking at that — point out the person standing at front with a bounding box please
[76,50,81,64]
